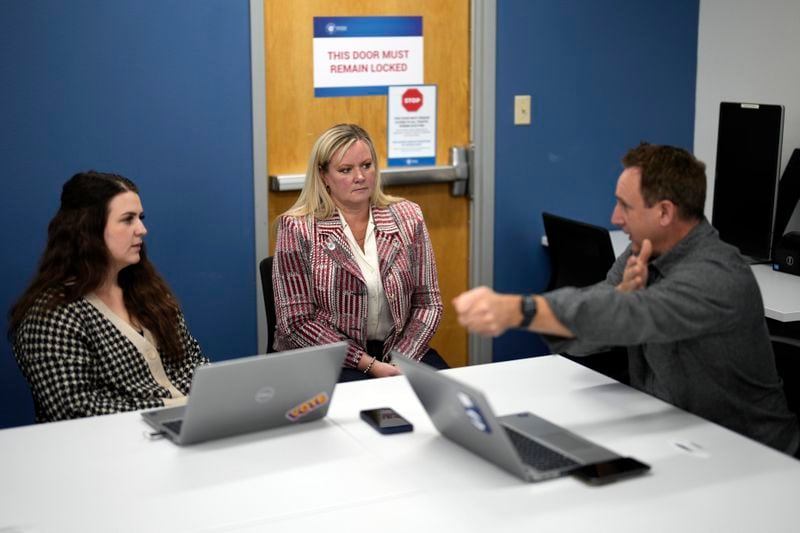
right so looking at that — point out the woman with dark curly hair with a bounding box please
[8,171,209,422]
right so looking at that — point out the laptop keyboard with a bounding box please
[163,419,183,435]
[503,427,580,471]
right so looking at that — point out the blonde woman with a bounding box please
[272,124,446,381]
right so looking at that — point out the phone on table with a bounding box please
[572,457,650,486]
[360,407,413,434]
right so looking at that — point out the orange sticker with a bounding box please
[286,392,329,421]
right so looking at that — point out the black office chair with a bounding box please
[542,211,616,290]
[259,256,277,353]
[542,212,628,384]
[773,338,800,421]
[769,318,800,418]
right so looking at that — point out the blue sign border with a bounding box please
[313,16,422,38]
[315,86,388,98]
[387,157,436,166]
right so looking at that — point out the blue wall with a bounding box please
[0,0,256,428]
[493,0,699,360]
[0,0,701,427]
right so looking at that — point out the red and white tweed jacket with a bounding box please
[273,200,443,369]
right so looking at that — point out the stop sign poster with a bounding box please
[313,16,423,97]
[387,85,437,167]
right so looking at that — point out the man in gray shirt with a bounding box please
[454,143,799,455]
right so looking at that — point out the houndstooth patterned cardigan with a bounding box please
[12,293,209,422]
[273,200,443,369]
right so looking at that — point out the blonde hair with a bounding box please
[283,124,401,219]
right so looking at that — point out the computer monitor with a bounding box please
[711,102,784,262]
[542,212,616,290]
[773,148,800,245]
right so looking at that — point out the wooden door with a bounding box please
[264,0,470,366]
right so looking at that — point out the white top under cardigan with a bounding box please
[339,208,394,342]
[85,293,187,406]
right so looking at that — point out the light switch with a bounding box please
[514,94,531,125]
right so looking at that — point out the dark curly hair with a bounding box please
[9,171,186,361]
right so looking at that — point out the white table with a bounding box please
[1,356,798,533]
[751,264,800,322]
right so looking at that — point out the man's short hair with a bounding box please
[622,143,706,221]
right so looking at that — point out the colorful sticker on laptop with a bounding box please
[457,392,492,434]
[286,392,330,422]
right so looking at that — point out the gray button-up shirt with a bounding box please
[543,219,799,454]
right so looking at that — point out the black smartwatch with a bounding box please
[518,294,537,329]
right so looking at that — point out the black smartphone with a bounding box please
[359,408,413,434]
[572,457,650,486]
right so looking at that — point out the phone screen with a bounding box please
[360,408,413,434]
[572,457,650,485]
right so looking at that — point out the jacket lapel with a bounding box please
[316,214,363,281]
[373,205,402,278]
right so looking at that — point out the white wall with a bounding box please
[695,0,800,231]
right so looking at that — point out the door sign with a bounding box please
[387,85,437,166]
[313,16,423,97]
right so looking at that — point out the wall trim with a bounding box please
[469,0,496,364]
[250,0,268,352]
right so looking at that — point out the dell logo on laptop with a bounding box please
[255,386,276,403]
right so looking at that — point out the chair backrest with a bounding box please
[542,212,616,290]
[259,256,277,353]
[772,336,800,417]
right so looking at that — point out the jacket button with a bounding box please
[327,241,336,250]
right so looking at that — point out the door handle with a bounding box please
[269,145,471,197]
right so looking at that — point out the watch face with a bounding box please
[519,295,537,327]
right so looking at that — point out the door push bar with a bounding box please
[269,146,471,197]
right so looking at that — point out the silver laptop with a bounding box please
[395,355,618,482]
[141,342,347,445]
